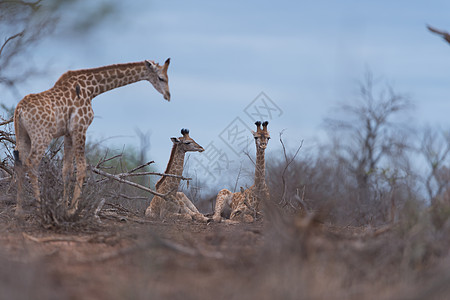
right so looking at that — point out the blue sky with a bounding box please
[4,0,450,188]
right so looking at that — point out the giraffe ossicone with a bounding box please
[145,128,210,222]
[13,59,171,216]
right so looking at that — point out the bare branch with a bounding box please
[0,176,12,183]
[111,193,148,201]
[0,160,13,176]
[128,160,155,173]
[0,0,42,10]
[427,24,450,44]
[115,171,191,181]
[233,163,243,193]
[95,153,122,168]
[89,165,170,198]
[0,31,24,57]
[0,117,13,126]
[279,129,303,206]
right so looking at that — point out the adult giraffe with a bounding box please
[14,59,170,216]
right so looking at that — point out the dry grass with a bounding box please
[1,132,450,299]
[1,187,450,299]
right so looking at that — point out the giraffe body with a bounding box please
[145,129,209,222]
[14,59,171,216]
[213,121,270,223]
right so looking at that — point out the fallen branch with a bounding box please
[372,224,393,237]
[77,235,223,263]
[89,165,170,198]
[23,232,91,243]
[0,176,12,182]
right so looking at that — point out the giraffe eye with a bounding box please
[254,137,258,140]
[185,141,191,144]
[158,76,165,82]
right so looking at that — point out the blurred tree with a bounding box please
[420,126,450,204]
[324,71,413,205]
[0,0,118,101]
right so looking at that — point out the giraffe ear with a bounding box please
[163,58,170,72]
[171,137,181,144]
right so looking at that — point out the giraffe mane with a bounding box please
[155,142,179,190]
[53,62,146,86]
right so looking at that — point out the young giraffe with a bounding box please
[213,121,270,223]
[14,59,171,216]
[145,129,210,222]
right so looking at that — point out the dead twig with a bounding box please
[103,201,138,216]
[112,193,148,201]
[233,163,243,193]
[0,31,24,57]
[372,224,393,237]
[95,152,122,168]
[129,160,155,173]
[0,160,13,176]
[294,186,308,213]
[279,130,303,206]
[0,117,13,126]
[115,171,191,181]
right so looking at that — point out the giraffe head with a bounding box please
[144,58,171,101]
[170,128,205,153]
[252,121,270,150]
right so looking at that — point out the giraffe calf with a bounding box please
[145,129,210,223]
[213,121,270,223]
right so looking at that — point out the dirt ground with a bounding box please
[0,200,266,300]
[1,196,450,300]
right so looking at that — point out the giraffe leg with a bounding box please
[62,134,74,209]
[145,196,163,218]
[14,157,26,216]
[212,189,232,222]
[159,199,192,221]
[68,129,87,215]
[176,192,210,222]
[14,122,32,216]
[25,140,50,213]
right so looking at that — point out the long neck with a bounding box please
[57,62,150,98]
[254,146,266,189]
[155,144,185,193]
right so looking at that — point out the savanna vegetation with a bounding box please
[1,1,450,299]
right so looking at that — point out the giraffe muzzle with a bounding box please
[164,91,171,101]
